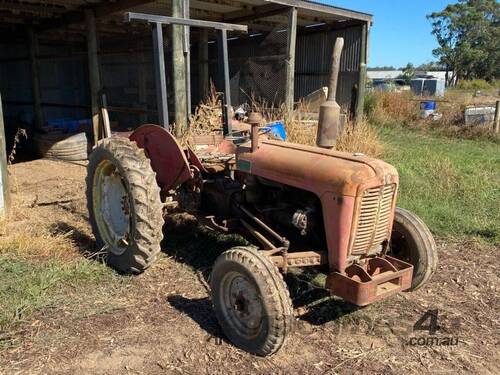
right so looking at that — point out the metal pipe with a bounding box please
[327,37,344,102]
[240,219,275,249]
[238,205,286,245]
[217,29,231,137]
[124,12,248,32]
[151,22,169,129]
[316,37,344,149]
[248,112,262,152]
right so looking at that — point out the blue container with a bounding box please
[262,121,287,141]
[47,118,91,133]
[420,101,437,110]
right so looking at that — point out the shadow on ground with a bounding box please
[162,213,359,328]
[53,215,359,332]
[167,295,225,341]
[51,221,101,260]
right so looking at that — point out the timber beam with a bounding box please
[36,0,156,32]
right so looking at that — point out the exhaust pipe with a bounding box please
[316,37,344,148]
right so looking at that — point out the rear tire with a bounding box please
[210,247,293,356]
[390,207,438,290]
[86,137,164,274]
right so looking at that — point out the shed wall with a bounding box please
[295,25,363,114]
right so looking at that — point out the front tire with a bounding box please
[390,207,438,290]
[210,247,293,356]
[86,137,164,274]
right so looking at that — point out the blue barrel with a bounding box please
[420,101,437,110]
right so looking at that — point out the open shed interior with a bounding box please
[0,0,371,160]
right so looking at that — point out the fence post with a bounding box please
[85,9,102,146]
[0,93,10,217]
[285,7,298,112]
[494,100,500,135]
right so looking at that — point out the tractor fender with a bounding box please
[129,124,192,191]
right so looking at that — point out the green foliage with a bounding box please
[367,66,397,71]
[428,0,500,82]
[0,258,116,334]
[455,79,495,90]
[380,127,500,245]
[398,63,416,84]
[363,92,378,116]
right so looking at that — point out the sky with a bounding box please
[320,0,454,68]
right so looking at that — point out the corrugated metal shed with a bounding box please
[0,0,372,130]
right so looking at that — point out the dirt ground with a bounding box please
[1,159,499,374]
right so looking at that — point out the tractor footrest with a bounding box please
[326,256,413,306]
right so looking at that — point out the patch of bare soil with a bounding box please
[1,159,499,374]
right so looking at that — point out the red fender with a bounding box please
[129,124,192,191]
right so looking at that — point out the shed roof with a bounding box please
[0,0,372,35]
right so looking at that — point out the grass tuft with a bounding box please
[0,256,116,340]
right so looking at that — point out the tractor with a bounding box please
[86,13,437,356]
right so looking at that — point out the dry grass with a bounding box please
[245,97,383,157]
[188,84,222,136]
[336,119,383,157]
[366,90,499,141]
[187,91,383,157]
[8,128,28,165]
[366,91,419,126]
[0,191,78,260]
[0,213,76,260]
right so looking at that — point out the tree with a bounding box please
[398,63,416,84]
[427,0,499,84]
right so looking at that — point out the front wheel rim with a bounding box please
[219,271,264,340]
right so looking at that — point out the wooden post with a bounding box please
[137,40,148,124]
[285,7,297,112]
[28,28,43,129]
[355,22,368,121]
[198,29,209,100]
[0,93,10,217]
[172,0,187,137]
[493,100,500,135]
[85,9,102,145]
[183,0,191,116]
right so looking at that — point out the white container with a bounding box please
[464,106,496,125]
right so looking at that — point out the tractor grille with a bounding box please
[351,185,396,255]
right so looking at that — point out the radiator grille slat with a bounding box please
[351,185,395,255]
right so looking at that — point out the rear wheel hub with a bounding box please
[93,160,131,255]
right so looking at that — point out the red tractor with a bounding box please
[86,13,437,356]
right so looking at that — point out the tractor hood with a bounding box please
[236,140,398,197]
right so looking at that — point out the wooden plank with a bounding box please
[223,3,288,23]
[37,0,156,31]
[0,92,9,217]
[0,3,67,15]
[172,0,188,137]
[28,28,44,129]
[85,9,102,145]
[285,7,297,111]
[267,0,372,22]
[355,22,368,120]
